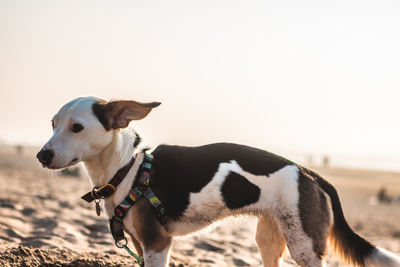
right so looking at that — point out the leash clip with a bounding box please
[115,237,128,248]
[115,237,144,267]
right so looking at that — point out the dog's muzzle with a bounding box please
[36,149,54,167]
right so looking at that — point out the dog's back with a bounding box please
[150,142,294,218]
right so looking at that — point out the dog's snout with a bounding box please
[36,149,54,166]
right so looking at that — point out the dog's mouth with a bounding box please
[41,158,79,170]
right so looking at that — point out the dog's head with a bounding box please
[36,97,160,169]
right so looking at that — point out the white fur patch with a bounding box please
[144,247,172,267]
[365,247,400,267]
[167,161,235,235]
[232,162,300,212]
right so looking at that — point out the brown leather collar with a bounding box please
[81,156,136,203]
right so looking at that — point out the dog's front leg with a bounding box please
[127,229,172,267]
[143,241,172,267]
[126,200,173,267]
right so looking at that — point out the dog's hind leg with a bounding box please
[256,214,286,267]
[277,209,325,267]
[278,169,332,267]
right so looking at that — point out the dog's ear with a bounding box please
[92,100,161,130]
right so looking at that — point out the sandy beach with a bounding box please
[0,145,399,266]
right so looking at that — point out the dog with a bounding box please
[37,96,400,267]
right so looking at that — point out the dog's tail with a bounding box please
[307,169,400,267]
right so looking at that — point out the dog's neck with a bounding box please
[83,129,136,187]
[83,129,145,217]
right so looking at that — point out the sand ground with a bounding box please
[0,145,399,266]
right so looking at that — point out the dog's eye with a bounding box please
[71,123,84,133]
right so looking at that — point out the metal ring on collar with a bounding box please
[90,187,99,199]
[115,237,128,248]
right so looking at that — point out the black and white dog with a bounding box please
[37,97,400,267]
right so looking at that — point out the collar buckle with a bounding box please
[89,183,116,200]
[96,183,116,198]
[81,157,136,203]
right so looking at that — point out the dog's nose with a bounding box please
[36,149,54,166]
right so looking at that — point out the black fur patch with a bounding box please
[92,100,111,130]
[133,132,142,148]
[149,143,292,220]
[221,171,260,209]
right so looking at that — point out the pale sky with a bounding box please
[1,0,400,168]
